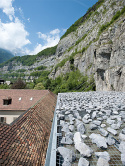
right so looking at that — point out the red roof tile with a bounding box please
[0,89,49,110]
[0,90,57,166]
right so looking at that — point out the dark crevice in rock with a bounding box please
[97,69,105,81]
[94,49,97,59]
[100,52,111,60]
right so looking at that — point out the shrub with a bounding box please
[99,22,110,34]
[34,65,47,70]
[34,83,45,90]
[17,69,26,72]
[75,34,87,45]
[110,11,121,23]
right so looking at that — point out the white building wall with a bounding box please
[0,110,25,124]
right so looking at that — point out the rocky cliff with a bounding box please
[0,54,55,74]
[49,0,125,91]
[0,0,125,91]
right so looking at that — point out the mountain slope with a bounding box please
[0,0,125,92]
[49,0,125,91]
[0,48,14,64]
[0,45,57,67]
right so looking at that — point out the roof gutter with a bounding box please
[45,96,58,166]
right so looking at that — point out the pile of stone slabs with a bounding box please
[56,92,125,166]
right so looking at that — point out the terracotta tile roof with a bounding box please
[0,89,49,110]
[0,90,57,166]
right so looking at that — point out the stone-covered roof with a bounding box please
[0,89,49,110]
[56,92,125,166]
[0,90,57,166]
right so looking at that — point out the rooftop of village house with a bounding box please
[0,89,50,111]
[0,90,57,166]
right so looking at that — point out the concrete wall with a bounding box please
[0,110,25,124]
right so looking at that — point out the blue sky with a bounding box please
[0,0,98,56]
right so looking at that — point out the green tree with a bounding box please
[0,84,9,89]
[26,82,35,89]
[34,83,45,90]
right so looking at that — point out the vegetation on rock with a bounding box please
[0,45,57,67]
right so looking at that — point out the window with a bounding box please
[3,98,12,105]
[0,117,6,123]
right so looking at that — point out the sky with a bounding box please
[0,0,98,56]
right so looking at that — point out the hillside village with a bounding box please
[0,0,125,165]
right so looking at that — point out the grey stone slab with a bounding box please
[62,123,69,133]
[69,125,74,132]
[78,157,89,166]
[95,151,110,161]
[65,132,74,140]
[98,127,108,137]
[119,133,125,141]
[111,122,121,130]
[90,123,98,130]
[122,128,125,134]
[61,137,73,145]
[92,111,97,119]
[121,153,125,166]
[57,147,76,163]
[77,123,86,134]
[89,133,107,149]
[101,124,106,128]
[73,132,82,144]
[75,142,93,157]
[107,127,117,135]
[107,118,115,125]
[93,120,101,126]
[97,157,109,166]
[106,135,115,145]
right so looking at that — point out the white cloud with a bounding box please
[27,18,30,22]
[50,29,60,35]
[37,32,47,40]
[0,0,66,56]
[26,28,67,55]
[0,0,15,21]
[18,7,25,20]
[25,44,43,55]
[0,18,31,52]
[37,28,60,47]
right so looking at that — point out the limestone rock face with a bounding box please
[0,54,55,74]
[48,0,125,92]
